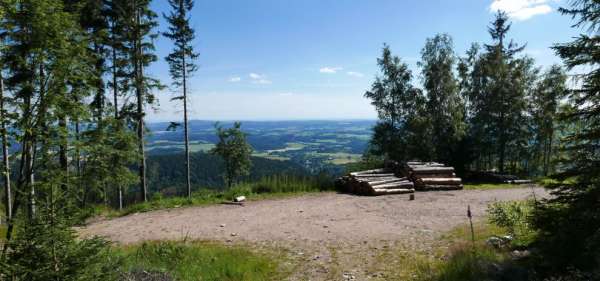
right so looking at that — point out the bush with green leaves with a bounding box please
[487,200,536,246]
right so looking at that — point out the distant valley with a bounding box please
[147,120,376,173]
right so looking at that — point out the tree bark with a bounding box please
[134,6,148,202]
[183,53,191,199]
[0,67,11,222]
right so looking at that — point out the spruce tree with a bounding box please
[118,0,161,202]
[532,0,600,272]
[463,12,535,173]
[163,0,199,199]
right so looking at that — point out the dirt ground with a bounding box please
[80,186,547,280]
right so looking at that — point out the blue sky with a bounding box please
[146,0,578,121]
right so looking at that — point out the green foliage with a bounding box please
[364,44,430,162]
[211,122,253,188]
[163,0,199,198]
[429,247,504,281]
[488,200,536,246]
[530,65,568,176]
[530,0,600,274]
[463,183,528,190]
[460,12,537,174]
[104,175,332,217]
[0,216,120,281]
[118,241,284,281]
[419,33,466,166]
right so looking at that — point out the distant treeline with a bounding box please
[146,152,310,194]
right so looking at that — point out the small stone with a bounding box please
[220,224,226,228]
[230,233,237,236]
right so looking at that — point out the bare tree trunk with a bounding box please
[111,27,124,210]
[182,55,191,199]
[59,116,68,191]
[134,6,147,202]
[75,120,83,208]
[0,68,11,222]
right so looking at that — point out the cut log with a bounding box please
[368,178,409,186]
[354,173,396,178]
[372,188,414,195]
[411,167,455,173]
[417,184,463,191]
[350,169,388,176]
[374,182,414,190]
[417,178,463,185]
[357,176,401,182]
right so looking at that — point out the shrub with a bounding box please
[0,216,120,281]
[487,200,536,247]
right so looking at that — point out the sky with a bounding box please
[146,0,580,122]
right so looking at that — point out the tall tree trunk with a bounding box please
[111,28,124,210]
[134,7,148,202]
[59,116,68,191]
[183,55,191,199]
[0,68,11,222]
[75,120,83,208]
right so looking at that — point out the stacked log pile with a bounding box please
[405,161,463,191]
[336,169,415,196]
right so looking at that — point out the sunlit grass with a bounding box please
[463,183,534,190]
[117,241,288,281]
[96,175,334,218]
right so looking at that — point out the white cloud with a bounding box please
[249,73,263,79]
[249,73,272,84]
[319,66,343,74]
[279,92,294,96]
[490,0,553,21]
[229,77,241,82]
[346,71,364,78]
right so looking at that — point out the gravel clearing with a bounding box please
[80,187,547,280]
[80,187,547,245]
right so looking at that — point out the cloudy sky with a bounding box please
[146,0,578,122]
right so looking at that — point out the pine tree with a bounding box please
[532,0,600,272]
[462,12,536,173]
[163,0,199,199]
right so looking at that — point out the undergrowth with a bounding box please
[117,241,287,281]
[94,175,335,218]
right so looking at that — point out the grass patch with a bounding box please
[463,183,533,190]
[97,175,334,218]
[117,241,287,281]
